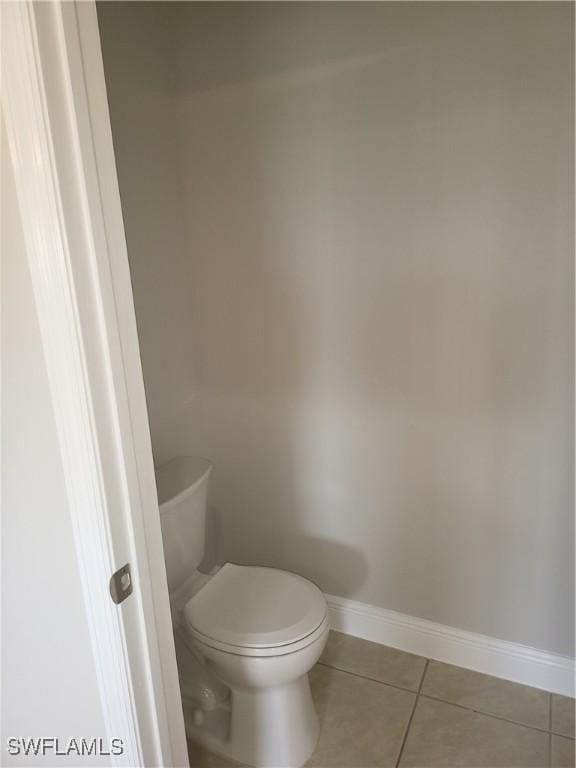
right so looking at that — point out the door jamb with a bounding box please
[1,2,188,765]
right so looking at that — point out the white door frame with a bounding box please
[2,2,188,765]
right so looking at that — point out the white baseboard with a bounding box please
[325,594,575,698]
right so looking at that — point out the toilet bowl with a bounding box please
[185,563,329,767]
[156,456,329,768]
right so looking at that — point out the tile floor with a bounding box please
[188,631,575,768]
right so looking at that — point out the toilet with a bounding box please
[156,455,329,768]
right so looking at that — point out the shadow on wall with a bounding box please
[201,523,368,598]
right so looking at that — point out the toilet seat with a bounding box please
[188,615,329,658]
[184,563,327,656]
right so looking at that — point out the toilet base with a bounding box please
[186,673,320,768]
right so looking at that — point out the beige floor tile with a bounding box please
[187,739,244,768]
[307,664,415,767]
[421,660,550,729]
[399,697,549,768]
[319,630,426,691]
[551,735,575,767]
[552,694,575,738]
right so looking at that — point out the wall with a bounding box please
[99,3,574,657]
[1,130,110,764]
[98,3,197,453]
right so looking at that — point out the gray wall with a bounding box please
[99,2,574,656]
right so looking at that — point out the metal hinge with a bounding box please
[109,563,133,604]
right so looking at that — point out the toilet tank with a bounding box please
[155,456,212,593]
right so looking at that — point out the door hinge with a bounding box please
[110,563,133,604]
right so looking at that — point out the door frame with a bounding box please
[2,2,188,765]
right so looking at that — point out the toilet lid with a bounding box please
[184,563,327,649]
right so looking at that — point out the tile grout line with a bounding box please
[419,693,553,735]
[318,659,559,736]
[316,660,424,695]
[394,658,429,768]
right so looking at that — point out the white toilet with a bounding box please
[156,455,329,768]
